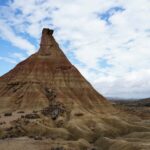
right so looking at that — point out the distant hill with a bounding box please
[108,97,150,119]
[108,97,150,107]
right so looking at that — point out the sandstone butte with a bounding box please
[0,29,149,150]
[0,28,113,112]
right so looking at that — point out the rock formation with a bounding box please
[0,28,112,112]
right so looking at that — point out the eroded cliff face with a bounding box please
[0,28,111,112]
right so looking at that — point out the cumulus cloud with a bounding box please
[0,0,150,98]
[0,20,36,55]
[94,69,150,98]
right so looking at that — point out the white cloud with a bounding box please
[0,20,36,55]
[10,52,26,61]
[0,0,150,98]
[0,56,17,64]
[94,69,150,98]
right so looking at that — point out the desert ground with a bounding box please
[0,101,150,150]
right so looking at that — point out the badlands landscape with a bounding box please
[0,29,150,150]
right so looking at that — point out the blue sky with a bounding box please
[0,0,150,98]
[99,6,125,25]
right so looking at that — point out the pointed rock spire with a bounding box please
[0,28,112,111]
[39,28,55,55]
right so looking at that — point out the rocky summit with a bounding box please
[0,29,150,150]
[0,28,111,112]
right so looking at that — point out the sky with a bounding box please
[0,0,150,99]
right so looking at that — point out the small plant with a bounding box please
[17,111,25,114]
[4,112,12,116]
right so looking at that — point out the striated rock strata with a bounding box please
[0,28,112,112]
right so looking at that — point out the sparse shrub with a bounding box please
[24,113,40,119]
[74,112,84,117]
[4,112,12,116]
[17,111,25,113]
